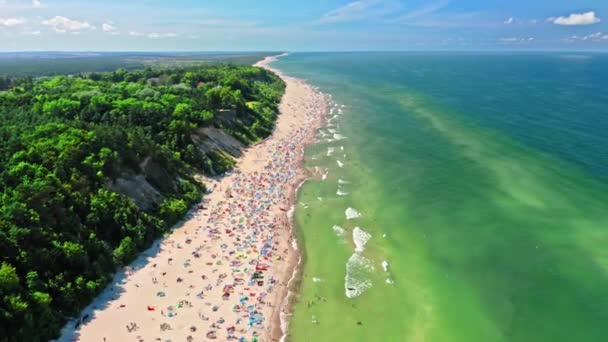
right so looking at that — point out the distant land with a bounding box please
[0,52,279,77]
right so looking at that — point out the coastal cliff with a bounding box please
[0,63,284,340]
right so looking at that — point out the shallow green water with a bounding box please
[273,53,608,342]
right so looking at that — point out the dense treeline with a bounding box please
[0,64,284,341]
[0,52,271,78]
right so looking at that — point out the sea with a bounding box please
[271,52,608,342]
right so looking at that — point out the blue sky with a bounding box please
[0,0,607,51]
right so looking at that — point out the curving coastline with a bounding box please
[56,53,327,342]
[254,54,328,342]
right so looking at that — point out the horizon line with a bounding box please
[0,49,607,54]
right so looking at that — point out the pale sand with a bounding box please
[57,54,327,342]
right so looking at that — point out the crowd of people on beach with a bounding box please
[65,66,328,342]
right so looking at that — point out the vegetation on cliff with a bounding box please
[0,63,284,341]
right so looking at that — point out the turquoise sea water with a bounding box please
[273,53,608,342]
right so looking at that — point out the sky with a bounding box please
[0,0,607,51]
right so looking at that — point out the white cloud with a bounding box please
[571,32,608,42]
[32,0,46,8]
[499,37,535,44]
[129,31,177,39]
[553,11,600,26]
[315,0,383,24]
[147,32,177,39]
[396,0,450,21]
[504,17,514,24]
[0,17,26,26]
[42,16,94,33]
[0,0,46,9]
[102,23,116,32]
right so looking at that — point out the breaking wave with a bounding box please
[353,227,372,252]
[332,225,345,237]
[345,253,375,298]
[382,260,389,272]
[345,207,361,220]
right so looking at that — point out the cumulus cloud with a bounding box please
[553,11,600,26]
[0,17,26,26]
[504,17,514,24]
[42,16,94,33]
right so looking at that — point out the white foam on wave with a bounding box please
[312,277,322,283]
[353,227,372,252]
[345,207,361,220]
[382,260,389,272]
[337,160,344,168]
[345,253,375,298]
[386,278,394,285]
[337,188,349,196]
[332,225,345,237]
[333,133,347,140]
[328,128,337,134]
[327,147,335,156]
[338,179,350,184]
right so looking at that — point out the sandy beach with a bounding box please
[57,54,327,342]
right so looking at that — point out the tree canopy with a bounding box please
[0,64,284,341]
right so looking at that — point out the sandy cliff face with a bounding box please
[107,126,246,210]
[107,174,164,210]
[191,126,244,158]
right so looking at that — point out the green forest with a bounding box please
[0,64,285,341]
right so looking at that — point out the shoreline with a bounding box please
[56,53,327,342]
[254,54,328,342]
